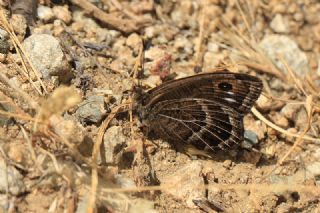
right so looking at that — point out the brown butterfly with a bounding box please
[135,71,262,155]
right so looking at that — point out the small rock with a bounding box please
[0,101,14,126]
[242,130,259,149]
[145,46,167,61]
[270,113,289,128]
[173,35,193,55]
[75,95,106,124]
[161,161,205,208]
[10,14,27,40]
[293,12,304,22]
[222,160,232,169]
[280,104,301,121]
[256,95,272,112]
[103,126,127,163]
[207,42,220,53]
[7,143,32,167]
[295,107,308,130]
[95,28,119,44]
[126,33,141,52]
[142,75,162,88]
[203,51,225,69]
[0,158,26,195]
[245,120,266,140]
[23,34,70,79]
[9,77,21,88]
[52,6,72,24]
[50,115,85,145]
[150,54,172,79]
[260,35,309,78]
[270,14,290,33]
[37,6,54,23]
[0,28,9,54]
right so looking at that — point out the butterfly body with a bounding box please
[136,72,262,152]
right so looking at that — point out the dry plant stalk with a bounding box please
[0,8,47,95]
[70,0,141,33]
[88,103,129,213]
[34,86,81,131]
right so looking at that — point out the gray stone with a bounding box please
[23,34,70,79]
[103,126,127,163]
[260,35,309,78]
[0,158,26,195]
[242,130,259,149]
[0,101,14,126]
[0,28,9,54]
[75,95,106,124]
[161,161,205,208]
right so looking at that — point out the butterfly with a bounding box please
[135,71,263,155]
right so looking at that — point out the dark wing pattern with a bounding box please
[143,72,262,115]
[148,98,244,150]
[138,71,263,152]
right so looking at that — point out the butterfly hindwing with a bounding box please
[147,98,244,151]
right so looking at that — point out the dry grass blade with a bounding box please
[88,103,129,213]
[0,9,47,95]
[100,183,320,195]
[34,86,81,131]
[278,95,313,164]
[217,17,286,81]
[0,73,38,110]
[251,107,319,143]
[70,0,141,33]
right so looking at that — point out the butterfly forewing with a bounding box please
[143,72,262,115]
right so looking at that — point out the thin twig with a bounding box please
[70,0,141,33]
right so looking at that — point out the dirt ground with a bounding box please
[0,0,320,212]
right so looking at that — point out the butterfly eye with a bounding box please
[218,82,233,91]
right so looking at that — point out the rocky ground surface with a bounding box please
[0,0,320,212]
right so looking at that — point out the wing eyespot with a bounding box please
[218,82,233,91]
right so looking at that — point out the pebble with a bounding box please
[50,115,85,145]
[222,160,232,169]
[10,14,27,40]
[270,113,289,129]
[7,142,32,167]
[0,28,9,54]
[23,34,70,79]
[37,5,54,23]
[75,95,106,124]
[295,107,308,129]
[260,35,309,78]
[245,120,266,140]
[242,130,259,149]
[256,94,272,112]
[161,161,205,208]
[0,101,13,126]
[52,6,72,24]
[103,126,127,163]
[280,104,302,121]
[126,33,141,53]
[270,14,290,33]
